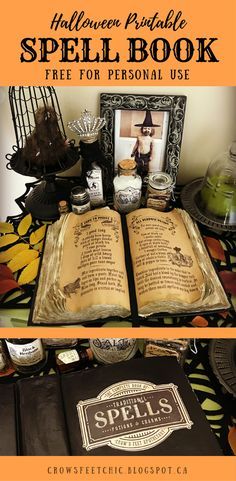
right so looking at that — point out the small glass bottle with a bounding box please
[199,141,236,225]
[70,186,91,215]
[143,338,189,366]
[58,200,70,216]
[113,159,142,213]
[55,346,94,373]
[86,162,105,207]
[5,338,47,375]
[146,172,174,211]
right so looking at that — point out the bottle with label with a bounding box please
[89,338,139,364]
[86,162,105,207]
[55,346,94,373]
[113,159,142,213]
[143,339,189,366]
[70,186,91,215]
[5,339,47,375]
[146,172,174,211]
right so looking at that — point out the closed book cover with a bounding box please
[61,356,222,456]
[0,383,18,455]
[16,375,70,456]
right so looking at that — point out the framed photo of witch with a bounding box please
[100,93,187,185]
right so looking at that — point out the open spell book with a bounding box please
[30,208,230,325]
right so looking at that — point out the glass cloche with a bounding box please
[198,141,236,226]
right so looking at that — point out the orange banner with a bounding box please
[0,0,235,85]
[0,456,236,481]
[1,327,236,338]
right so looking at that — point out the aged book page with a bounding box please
[59,210,130,316]
[126,208,230,315]
[31,209,130,324]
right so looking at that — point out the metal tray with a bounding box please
[181,178,236,232]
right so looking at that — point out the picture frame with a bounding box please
[100,93,187,185]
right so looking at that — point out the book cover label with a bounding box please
[77,380,193,451]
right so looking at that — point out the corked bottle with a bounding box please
[58,200,70,216]
[113,159,142,213]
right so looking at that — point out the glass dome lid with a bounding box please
[197,141,236,227]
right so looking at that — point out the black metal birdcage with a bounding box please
[6,86,79,220]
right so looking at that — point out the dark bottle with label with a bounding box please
[55,346,94,373]
[5,339,47,375]
[70,186,91,215]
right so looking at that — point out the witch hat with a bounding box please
[135,110,160,127]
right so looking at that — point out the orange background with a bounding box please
[0,1,236,480]
[0,456,236,481]
[0,0,235,85]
